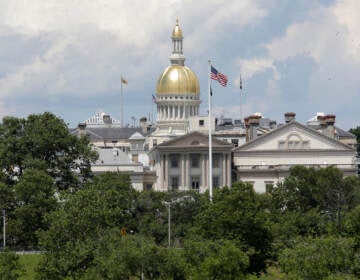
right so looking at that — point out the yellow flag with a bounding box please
[121,76,128,85]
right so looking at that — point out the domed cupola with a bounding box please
[154,20,201,136]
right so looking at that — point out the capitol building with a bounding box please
[72,20,358,193]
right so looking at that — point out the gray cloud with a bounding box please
[0,0,358,129]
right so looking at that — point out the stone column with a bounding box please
[222,153,226,186]
[185,154,189,189]
[227,153,231,186]
[201,154,206,188]
[165,154,169,190]
[181,154,185,190]
[204,154,208,188]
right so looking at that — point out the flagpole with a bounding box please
[239,74,243,124]
[120,75,124,127]
[151,95,154,123]
[208,60,213,203]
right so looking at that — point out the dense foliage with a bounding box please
[33,166,360,279]
[1,113,360,279]
[0,112,98,249]
[0,112,98,189]
[0,250,24,280]
[349,126,360,154]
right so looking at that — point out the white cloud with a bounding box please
[0,0,268,102]
[235,0,360,127]
[237,57,279,80]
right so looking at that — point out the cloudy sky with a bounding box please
[0,0,359,129]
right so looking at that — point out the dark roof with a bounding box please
[307,125,355,138]
[70,126,155,141]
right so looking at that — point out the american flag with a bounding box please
[210,65,228,87]
[152,94,156,103]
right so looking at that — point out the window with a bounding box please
[153,139,157,147]
[170,154,180,168]
[303,141,310,149]
[278,141,286,149]
[231,139,239,147]
[190,140,200,145]
[288,141,300,149]
[132,154,139,163]
[145,184,153,191]
[278,134,311,149]
[190,154,200,168]
[265,182,274,193]
[212,154,220,168]
[191,177,200,190]
[171,177,179,191]
[199,119,204,126]
[213,176,220,188]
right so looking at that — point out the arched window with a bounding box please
[278,133,310,149]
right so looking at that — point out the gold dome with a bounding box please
[156,65,200,95]
[172,19,183,38]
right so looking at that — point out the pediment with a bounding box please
[234,122,353,152]
[158,131,231,148]
[129,132,145,140]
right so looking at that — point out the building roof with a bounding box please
[71,126,155,141]
[307,124,355,139]
[234,121,355,152]
[94,147,132,165]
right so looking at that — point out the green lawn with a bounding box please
[18,254,42,280]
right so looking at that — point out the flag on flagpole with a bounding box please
[240,74,243,90]
[210,65,228,87]
[152,94,156,103]
[121,76,128,85]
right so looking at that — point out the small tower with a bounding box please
[153,20,201,137]
[170,19,185,66]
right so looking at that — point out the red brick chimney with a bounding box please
[323,114,336,138]
[284,112,296,123]
[245,114,261,141]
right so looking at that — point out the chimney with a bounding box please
[139,117,147,134]
[269,120,277,129]
[77,122,87,136]
[102,114,112,125]
[323,114,336,138]
[245,114,261,141]
[284,112,296,123]
[317,114,327,128]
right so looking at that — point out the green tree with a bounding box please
[349,126,360,153]
[316,167,360,232]
[0,250,24,280]
[279,236,360,279]
[183,239,249,280]
[270,166,360,233]
[7,169,56,248]
[191,182,272,274]
[37,173,137,279]
[0,112,98,189]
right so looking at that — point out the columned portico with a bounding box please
[150,131,233,192]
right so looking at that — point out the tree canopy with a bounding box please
[0,112,98,189]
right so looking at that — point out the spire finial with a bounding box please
[172,19,183,38]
